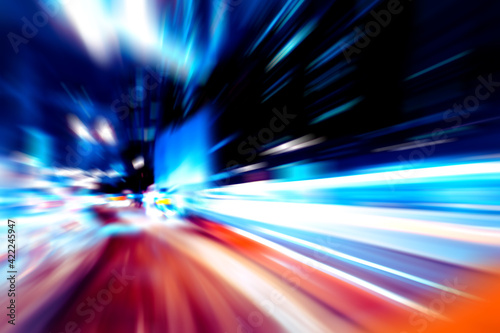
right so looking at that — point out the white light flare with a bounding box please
[260,135,314,156]
[106,169,121,178]
[213,161,500,193]
[260,135,325,156]
[67,114,96,143]
[233,162,268,174]
[61,0,117,64]
[96,117,116,145]
[120,0,159,52]
[132,156,145,170]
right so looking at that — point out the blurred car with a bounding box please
[105,193,132,207]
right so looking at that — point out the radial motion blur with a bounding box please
[1,0,500,332]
